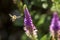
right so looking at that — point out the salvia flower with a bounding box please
[49,12,60,40]
[23,5,38,40]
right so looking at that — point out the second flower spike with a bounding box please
[49,12,60,40]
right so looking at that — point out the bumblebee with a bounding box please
[9,14,21,21]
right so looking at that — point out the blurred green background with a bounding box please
[0,0,60,40]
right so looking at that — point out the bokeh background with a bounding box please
[0,0,60,40]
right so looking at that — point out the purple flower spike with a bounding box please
[23,5,38,39]
[50,12,59,32]
[49,12,60,40]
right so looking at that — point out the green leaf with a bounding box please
[21,34,27,40]
[36,14,46,26]
[40,35,47,40]
[40,34,50,40]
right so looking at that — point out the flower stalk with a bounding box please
[23,4,38,40]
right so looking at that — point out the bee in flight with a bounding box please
[9,14,21,21]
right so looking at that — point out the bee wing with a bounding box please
[16,16,21,18]
[9,14,13,17]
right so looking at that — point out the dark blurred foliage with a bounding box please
[0,0,60,40]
